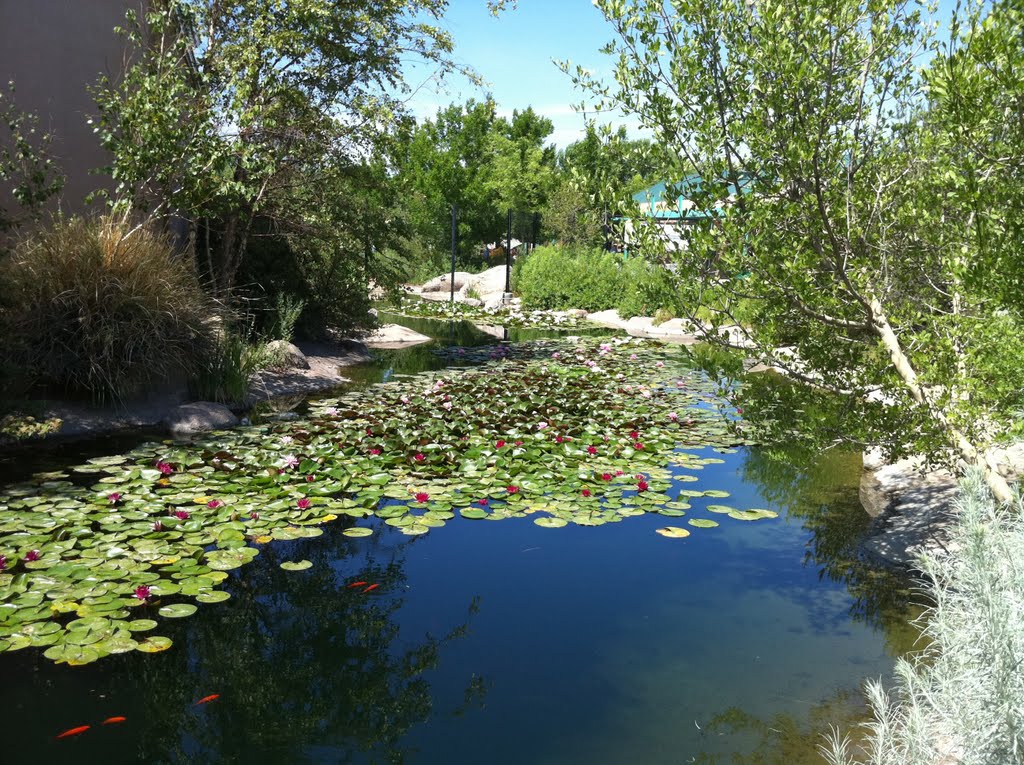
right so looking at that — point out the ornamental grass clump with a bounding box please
[0,215,218,402]
[825,470,1024,765]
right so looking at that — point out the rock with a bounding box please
[565,309,588,319]
[462,297,482,307]
[586,309,626,328]
[363,323,432,349]
[266,340,310,370]
[163,402,239,437]
[420,271,475,293]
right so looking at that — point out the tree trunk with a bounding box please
[868,296,1014,504]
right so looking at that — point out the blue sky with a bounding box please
[403,0,639,148]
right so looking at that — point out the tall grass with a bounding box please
[0,216,217,403]
[190,330,278,405]
[825,470,1024,765]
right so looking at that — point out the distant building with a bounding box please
[0,1,139,220]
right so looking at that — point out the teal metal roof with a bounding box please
[632,174,754,220]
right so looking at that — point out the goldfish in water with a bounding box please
[362,583,380,594]
[55,725,90,739]
[346,581,368,588]
[194,694,220,706]
[102,716,127,725]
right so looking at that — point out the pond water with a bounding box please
[0,315,914,764]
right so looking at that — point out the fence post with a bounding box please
[450,204,457,306]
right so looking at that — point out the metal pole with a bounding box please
[450,204,457,305]
[505,208,512,294]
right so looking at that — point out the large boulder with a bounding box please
[420,271,476,293]
[163,402,238,437]
[266,340,310,370]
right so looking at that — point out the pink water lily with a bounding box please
[134,585,151,601]
[736,407,744,414]
[555,435,565,444]
[108,492,122,504]
[655,361,665,368]
[634,442,644,450]
[581,489,592,498]
[249,511,260,521]
[668,412,679,421]
[369,447,382,456]
[414,453,425,462]
[615,470,624,477]
[601,472,612,481]
[174,510,190,521]
[306,474,316,482]
[586,445,597,455]
[280,435,294,445]
[477,498,489,506]
[24,550,40,562]
[506,485,519,494]
[537,422,548,431]
[515,440,523,446]
[0,555,6,571]
[442,401,453,411]
[495,440,506,449]
[207,499,223,509]
[324,407,339,416]
[366,427,374,436]
[156,461,174,476]
[296,498,311,510]
[637,480,649,493]
[629,353,639,360]
[414,492,430,503]
[152,520,163,531]
[630,430,640,440]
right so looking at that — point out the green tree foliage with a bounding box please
[574,0,1024,501]
[91,0,461,297]
[0,82,64,242]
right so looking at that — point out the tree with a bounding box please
[572,0,1024,501]
[92,0,463,295]
[484,106,556,213]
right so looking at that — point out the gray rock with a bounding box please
[163,402,238,437]
[461,297,483,307]
[266,340,309,370]
[420,271,475,293]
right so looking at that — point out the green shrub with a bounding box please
[190,331,277,405]
[826,471,1024,765]
[0,216,218,402]
[268,293,305,342]
[616,259,683,319]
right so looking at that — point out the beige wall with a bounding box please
[0,0,141,218]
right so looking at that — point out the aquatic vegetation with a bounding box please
[389,295,590,329]
[0,337,776,664]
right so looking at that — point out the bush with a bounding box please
[190,330,277,405]
[825,470,1024,765]
[268,293,305,342]
[515,244,683,317]
[0,216,218,403]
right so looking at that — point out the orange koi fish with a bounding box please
[346,581,368,588]
[56,725,90,739]
[102,716,127,725]
[194,694,220,706]
[362,583,380,594]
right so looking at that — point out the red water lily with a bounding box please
[637,480,649,493]
[174,510,190,521]
[581,489,592,498]
[156,461,174,476]
[152,520,163,531]
[306,474,316,482]
[515,440,523,446]
[586,445,597,455]
[366,427,373,436]
[249,511,260,521]
[629,431,640,440]
[414,492,430,503]
[108,492,122,504]
[369,447,382,456]
[24,550,40,562]
[495,440,506,449]
[601,473,612,481]
[414,453,425,462]
[616,470,624,476]
[296,498,311,510]
[134,585,151,601]
[555,435,565,444]
[477,498,489,506]
[207,499,223,509]
[506,485,519,494]
[0,555,6,571]
[634,442,644,450]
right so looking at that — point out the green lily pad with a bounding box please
[342,527,374,538]
[688,518,719,528]
[158,603,198,618]
[460,508,488,520]
[706,505,737,514]
[280,560,312,571]
[196,590,231,604]
[534,516,568,528]
[126,619,158,632]
[135,636,173,653]
[655,526,691,538]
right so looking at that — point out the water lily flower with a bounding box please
[736,407,744,414]
[640,390,652,399]
[250,512,260,521]
[108,492,122,504]
[495,440,506,449]
[506,485,519,494]
[587,446,598,455]
[581,489,592,498]
[24,550,40,562]
[306,474,316,482]
[637,480,649,493]
[207,499,223,509]
[0,555,6,571]
[369,447,382,456]
[629,353,639,361]
[477,498,489,506]
[324,407,338,416]
[414,492,430,503]
[601,473,612,481]
[366,427,374,436]
[668,412,679,421]
[174,510,190,521]
[515,440,523,446]
[280,435,294,445]
[624,385,633,392]
[656,361,665,368]
[134,585,151,601]
[296,498,311,510]
[442,401,453,411]
[630,430,640,440]
[537,422,548,431]
[551,352,561,359]
[282,455,300,469]
[414,453,425,462]
[156,461,174,476]
[634,442,645,450]
[152,521,163,531]
[555,435,565,444]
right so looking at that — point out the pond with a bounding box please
[0,315,915,763]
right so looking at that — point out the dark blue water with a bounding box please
[0,316,912,764]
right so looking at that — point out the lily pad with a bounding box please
[280,560,313,571]
[196,590,231,604]
[688,518,720,528]
[534,516,568,528]
[655,526,691,538]
[135,636,173,653]
[342,527,374,538]
[158,603,198,618]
